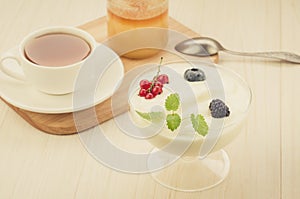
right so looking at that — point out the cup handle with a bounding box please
[0,47,26,81]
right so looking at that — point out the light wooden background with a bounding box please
[0,0,299,198]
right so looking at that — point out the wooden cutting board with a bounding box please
[1,16,218,135]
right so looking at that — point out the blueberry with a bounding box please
[184,68,206,82]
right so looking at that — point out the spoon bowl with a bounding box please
[175,37,223,57]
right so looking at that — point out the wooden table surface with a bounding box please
[0,0,299,198]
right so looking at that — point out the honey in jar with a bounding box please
[107,0,169,59]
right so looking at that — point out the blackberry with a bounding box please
[184,68,206,82]
[209,99,230,118]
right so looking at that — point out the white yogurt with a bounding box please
[129,62,251,157]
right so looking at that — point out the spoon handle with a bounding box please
[223,49,300,63]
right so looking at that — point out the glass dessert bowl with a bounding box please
[128,60,252,192]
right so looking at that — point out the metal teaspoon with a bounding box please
[175,37,300,63]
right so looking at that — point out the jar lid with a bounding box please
[107,0,168,20]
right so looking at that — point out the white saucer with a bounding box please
[0,45,124,114]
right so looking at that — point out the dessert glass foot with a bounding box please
[148,149,230,192]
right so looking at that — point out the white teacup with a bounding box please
[0,26,97,95]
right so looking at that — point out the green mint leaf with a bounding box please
[191,114,209,136]
[165,93,180,111]
[136,111,164,123]
[166,113,181,131]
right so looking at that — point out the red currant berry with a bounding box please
[152,85,163,96]
[151,92,157,98]
[138,89,147,97]
[157,74,169,84]
[140,79,151,89]
[145,92,154,99]
[154,81,163,88]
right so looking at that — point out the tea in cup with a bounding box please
[0,26,97,95]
